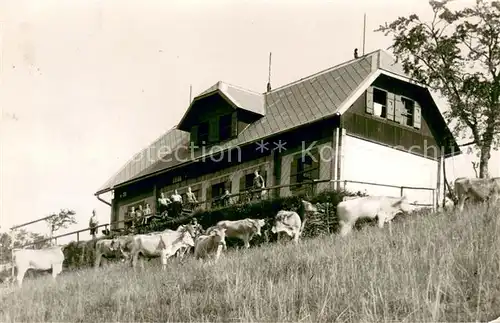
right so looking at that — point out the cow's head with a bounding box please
[391,196,413,214]
[251,219,266,236]
[209,227,227,246]
[178,224,197,240]
[110,238,121,251]
[180,229,195,248]
[301,199,319,214]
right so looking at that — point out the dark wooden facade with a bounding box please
[342,75,446,160]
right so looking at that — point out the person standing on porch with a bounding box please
[89,209,99,239]
[252,170,265,200]
[171,190,183,217]
[158,192,171,216]
[186,186,198,210]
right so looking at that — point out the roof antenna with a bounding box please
[362,13,366,55]
[266,52,272,92]
[189,84,192,104]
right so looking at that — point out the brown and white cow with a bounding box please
[271,200,318,244]
[336,195,413,237]
[194,227,227,261]
[205,218,265,249]
[454,177,500,212]
[94,236,134,268]
[12,246,65,286]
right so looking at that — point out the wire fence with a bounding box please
[11,178,435,249]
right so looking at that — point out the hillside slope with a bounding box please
[1,205,500,322]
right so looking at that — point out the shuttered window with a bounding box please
[231,111,238,138]
[365,87,374,114]
[208,117,219,143]
[219,113,233,141]
[401,97,415,127]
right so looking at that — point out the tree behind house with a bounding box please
[45,209,77,243]
[377,0,500,178]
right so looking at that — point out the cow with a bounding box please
[271,199,319,244]
[205,218,266,249]
[454,177,500,212]
[336,195,413,237]
[194,227,227,261]
[94,236,134,268]
[175,222,204,258]
[129,225,195,270]
[12,246,65,286]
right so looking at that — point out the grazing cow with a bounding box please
[271,199,318,243]
[94,236,134,268]
[194,227,227,261]
[12,246,65,286]
[336,195,413,237]
[206,218,266,249]
[454,177,500,212]
[129,225,195,269]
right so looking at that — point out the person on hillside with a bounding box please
[171,190,183,217]
[89,209,99,239]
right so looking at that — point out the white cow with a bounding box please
[194,227,227,261]
[336,195,413,237]
[206,218,265,249]
[12,246,65,286]
[129,225,195,270]
[454,177,500,212]
[271,200,318,243]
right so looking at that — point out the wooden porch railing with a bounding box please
[16,179,435,248]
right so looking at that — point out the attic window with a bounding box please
[373,88,387,118]
[219,114,232,141]
[402,98,414,126]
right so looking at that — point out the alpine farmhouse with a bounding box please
[95,49,461,228]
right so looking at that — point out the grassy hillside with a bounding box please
[1,205,499,322]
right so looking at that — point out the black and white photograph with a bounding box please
[1,0,499,321]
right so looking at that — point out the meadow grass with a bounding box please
[1,205,500,322]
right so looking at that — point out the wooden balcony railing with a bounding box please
[15,179,436,248]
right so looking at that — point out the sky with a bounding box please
[1,0,498,243]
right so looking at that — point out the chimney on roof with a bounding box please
[266,52,272,92]
[354,48,359,59]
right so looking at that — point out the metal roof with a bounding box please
[95,49,460,194]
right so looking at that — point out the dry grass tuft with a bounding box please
[2,205,500,322]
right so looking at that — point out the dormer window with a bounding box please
[198,121,209,145]
[219,114,233,141]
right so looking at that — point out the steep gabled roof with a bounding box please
[95,49,460,195]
